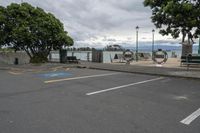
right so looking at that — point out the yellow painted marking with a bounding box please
[52,68,57,72]
[51,66,64,72]
[44,73,120,84]
[8,71,22,75]
[65,68,70,71]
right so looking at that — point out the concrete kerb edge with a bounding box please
[1,63,200,80]
[0,67,13,70]
[86,66,200,80]
[0,64,81,71]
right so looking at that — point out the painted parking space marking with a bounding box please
[39,72,72,78]
[86,77,164,96]
[8,71,23,75]
[180,108,200,125]
[44,72,120,83]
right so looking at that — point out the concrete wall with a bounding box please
[0,51,30,65]
[92,50,103,63]
[102,51,123,63]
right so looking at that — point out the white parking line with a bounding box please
[44,72,120,83]
[180,108,200,125]
[86,77,164,96]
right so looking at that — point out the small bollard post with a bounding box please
[14,58,19,65]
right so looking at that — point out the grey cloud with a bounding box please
[107,38,117,42]
[1,0,156,47]
[102,37,117,42]
[105,0,149,12]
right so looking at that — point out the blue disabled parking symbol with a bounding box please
[38,72,72,78]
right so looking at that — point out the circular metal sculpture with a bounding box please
[123,50,134,64]
[152,49,168,64]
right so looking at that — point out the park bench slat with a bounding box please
[181,55,200,69]
[65,56,79,64]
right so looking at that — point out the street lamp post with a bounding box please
[198,35,200,54]
[136,26,139,62]
[152,29,155,59]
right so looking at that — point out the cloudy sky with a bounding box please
[1,0,181,48]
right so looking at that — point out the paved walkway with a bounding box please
[0,63,77,71]
[1,60,200,79]
[80,60,200,79]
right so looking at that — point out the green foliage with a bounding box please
[0,6,8,47]
[29,53,48,63]
[0,47,15,52]
[0,2,73,63]
[144,0,200,43]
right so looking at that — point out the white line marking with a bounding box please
[86,77,164,96]
[44,72,120,83]
[180,108,200,125]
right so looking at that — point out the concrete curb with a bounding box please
[81,64,200,80]
[0,64,81,71]
[1,63,200,80]
[0,67,12,70]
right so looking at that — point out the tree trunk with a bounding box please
[30,52,48,63]
[181,33,193,56]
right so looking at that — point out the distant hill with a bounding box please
[123,44,199,51]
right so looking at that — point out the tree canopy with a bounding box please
[0,3,73,63]
[144,0,200,44]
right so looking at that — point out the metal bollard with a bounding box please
[14,58,19,65]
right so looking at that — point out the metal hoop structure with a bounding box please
[123,50,134,63]
[152,49,168,64]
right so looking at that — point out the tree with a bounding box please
[0,6,7,48]
[0,3,73,63]
[144,0,200,44]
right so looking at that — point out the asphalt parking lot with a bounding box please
[0,68,200,133]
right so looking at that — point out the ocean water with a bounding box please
[67,51,92,61]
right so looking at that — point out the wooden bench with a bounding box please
[181,54,200,69]
[65,56,79,64]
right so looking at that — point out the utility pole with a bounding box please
[198,35,200,54]
[136,26,139,62]
[152,29,155,59]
